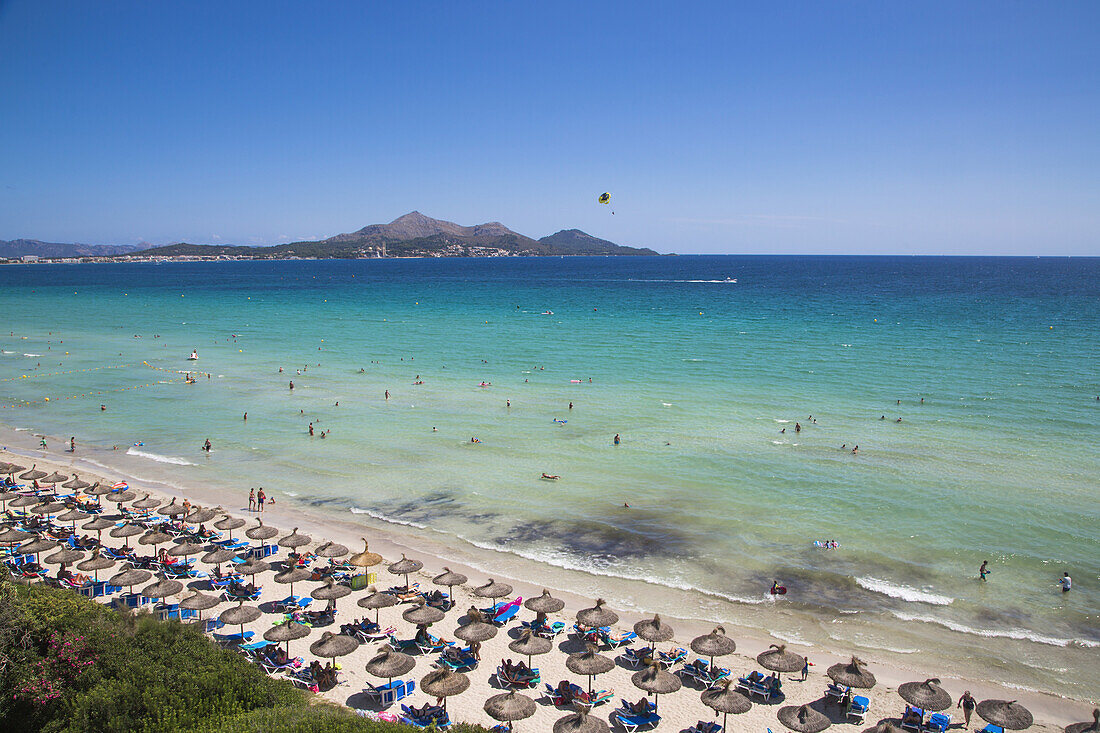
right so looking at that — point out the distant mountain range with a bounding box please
[1,212,657,260]
[0,239,143,258]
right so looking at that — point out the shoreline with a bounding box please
[2,426,1093,729]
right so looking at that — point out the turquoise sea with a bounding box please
[1,256,1098,697]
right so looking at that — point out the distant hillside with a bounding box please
[538,229,656,255]
[0,239,142,258]
[123,212,658,259]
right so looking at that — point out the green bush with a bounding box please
[0,574,488,733]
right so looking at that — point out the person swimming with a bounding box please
[541,473,560,480]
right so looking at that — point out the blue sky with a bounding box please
[1,1,1097,254]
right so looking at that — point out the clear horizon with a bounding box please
[1,2,1098,255]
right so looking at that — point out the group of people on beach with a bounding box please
[247,487,268,512]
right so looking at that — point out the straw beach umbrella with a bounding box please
[433,567,467,609]
[56,508,91,531]
[420,667,469,712]
[315,540,349,558]
[202,546,237,572]
[8,494,41,509]
[484,690,536,731]
[44,547,85,565]
[524,588,564,624]
[62,475,92,490]
[388,553,423,589]
[634,614,674,650]
[179,590,221,623]
[632,659,681,708]
[138,529,173,553]
[576,598,617,628]
[278,527,311,550]
[31,501,67,521]
[168,540,205,557]
[106,490,136,504]
[473,578,512,599]
[779,705,832,733]
[77,550,115,582]
[310,631,360,665]
[109,565,152,595]
[82,515,115,545]
[274,566,312,598]
[402,600,444,625]
[220,601,261,638]
[18,537,58,563]
[86,482,114,500]
[157,498,186,517]
[364,646,415,688]
[702,679,753,730]
[554,710,610,733]
[691,626,737,667]
[1065,710,1099,733]
[508,629,551,667]
[0,527,33,544]
[0,490,21,512]
[109,522,144,540]
[142,576,184,600]
[454,608,498,643]
[758,644,806,673]
[265,619,311,655]
[358,586,399,624]
[184,505,219,524]
[567,643,615,694]
[828,656,876,689]
[350,538,383,567]
[863,723,904,733]
[977,700,1034,730]
[312,578,352,610]
[20,466,47,481]
[41,471,68,485]
[245,519,278,555]
[235,558,270,576]
[214,514,245,540]
[898,679,952,712]
[132,494,163,510]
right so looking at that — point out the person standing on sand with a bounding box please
[39,436,47,450]
[249,488,256,512]
[958,691,976,728]
[257,488,265,513]
[800,658,810,681]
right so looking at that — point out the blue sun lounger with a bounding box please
[613,709,661,732]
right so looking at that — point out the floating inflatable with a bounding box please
[553,419,567,424]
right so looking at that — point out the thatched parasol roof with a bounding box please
[898,679,952,712]
[524,589,565,615]
[420,667,470,698]
[350,538,383,568]
[757,643,805,673]
[553,711,610,733]
[365,647,415,679]
[634,614,674,643]
[278,527,311,548]
[484,690,536,723]
[433,567,467,588]
[358,586,401,610]
[827,656,876,689]
[310,631,360,659]
[402,601,445,625]
[778,705,832,733]
[314,541,349,558]
[1065,710,1099,733]
[576,598,617,628]
[472,578,512,598]
[977,700,1034,730]
[245,519,278,540]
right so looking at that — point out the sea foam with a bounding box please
[857,576,953,606]
[126,447,195,466]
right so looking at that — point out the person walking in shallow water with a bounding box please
[979,560,989,581]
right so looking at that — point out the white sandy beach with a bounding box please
[1,438,1093,732]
